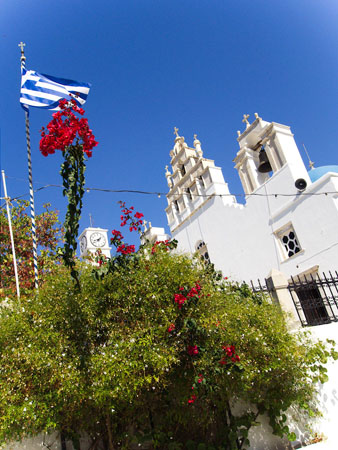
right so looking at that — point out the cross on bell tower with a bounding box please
[242,114,250,129]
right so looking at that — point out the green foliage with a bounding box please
[0,200,62,298]
[0,246,336,449]
[59,145,86,288]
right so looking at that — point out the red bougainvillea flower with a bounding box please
[197,374,204,383]
[111,229,123,239]
[174,293,187,309]
[188,395,197,404]
[220,344,240,365]
[151,239,171,254]
[116,244,135,255]
[39,99,98,157]
[167,323,175,333]
[111,229,124,246]
[118,202,143,231]
[187,345,199,356]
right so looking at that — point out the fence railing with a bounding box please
[250,271,338,327]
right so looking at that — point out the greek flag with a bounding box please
[20,67,91,111]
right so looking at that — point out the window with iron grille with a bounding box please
[275,224,302,260]
[294,283,330,326]
[287,272,338,326]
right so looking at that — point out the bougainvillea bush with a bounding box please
[1,238,336,449]
[40,99,98,287]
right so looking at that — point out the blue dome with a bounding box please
[308,165,338,183]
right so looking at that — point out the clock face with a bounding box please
[80,235,87,253]
[90,232,106,247]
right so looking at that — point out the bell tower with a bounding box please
[165,128,236,233]
[234,113,311,195]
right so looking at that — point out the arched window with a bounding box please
[195,240,210,264]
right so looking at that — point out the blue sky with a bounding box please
[1,0,337,250]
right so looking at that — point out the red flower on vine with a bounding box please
[116,244,135,255]
[39,99,98,157]
[118,202,143,231]
[174,293,187,309]
[151,239,171,254]
[187,345,199,356]
[167,323,175,333]
[188,394,197,404]
[219,345,240,365]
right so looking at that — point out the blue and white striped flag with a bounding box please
[20,67,91,111]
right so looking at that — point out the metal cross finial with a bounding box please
[89,213,93,227]
[18,42,26,54]
[18,42,26,68]
[302,143,315,170]
[174,127,179,137]
[242,114,250,127]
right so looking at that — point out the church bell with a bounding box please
[257,147,272,173]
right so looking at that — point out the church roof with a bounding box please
[308,165,338,183]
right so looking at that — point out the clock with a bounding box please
[90,232,106,247]
[80,235,87,253]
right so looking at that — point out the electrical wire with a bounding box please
[1,175,338,210]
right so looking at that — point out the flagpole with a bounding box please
[19,42,39,290]
[1,170,21,303]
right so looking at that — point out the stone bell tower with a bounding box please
[234,113,311,196]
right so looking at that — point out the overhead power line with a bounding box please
[1,177,337,212]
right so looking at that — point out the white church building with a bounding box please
[146,113,338,285]
[81,112,338,327]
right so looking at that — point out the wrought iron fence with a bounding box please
[249,279,274,302]
[250,271,338,327]
[288,271,338,327]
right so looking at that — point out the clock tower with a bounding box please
[78,227,111,259]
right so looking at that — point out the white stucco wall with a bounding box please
[172,169,338,282]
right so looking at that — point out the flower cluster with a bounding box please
[187,345,199,356]
[167,323,175,333]
[219,345,240,365]
[119,202,143,232]
[174,282,202,309]
[107,203,145,257]
[116,244,135,255]
[40,99,98,157]
[188,393,197,404]
[188,374,204,404]
[151,239,170,254]
[110,229,124,246]
[111,229,136,254]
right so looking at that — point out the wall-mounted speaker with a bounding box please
[295,178,307,191]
